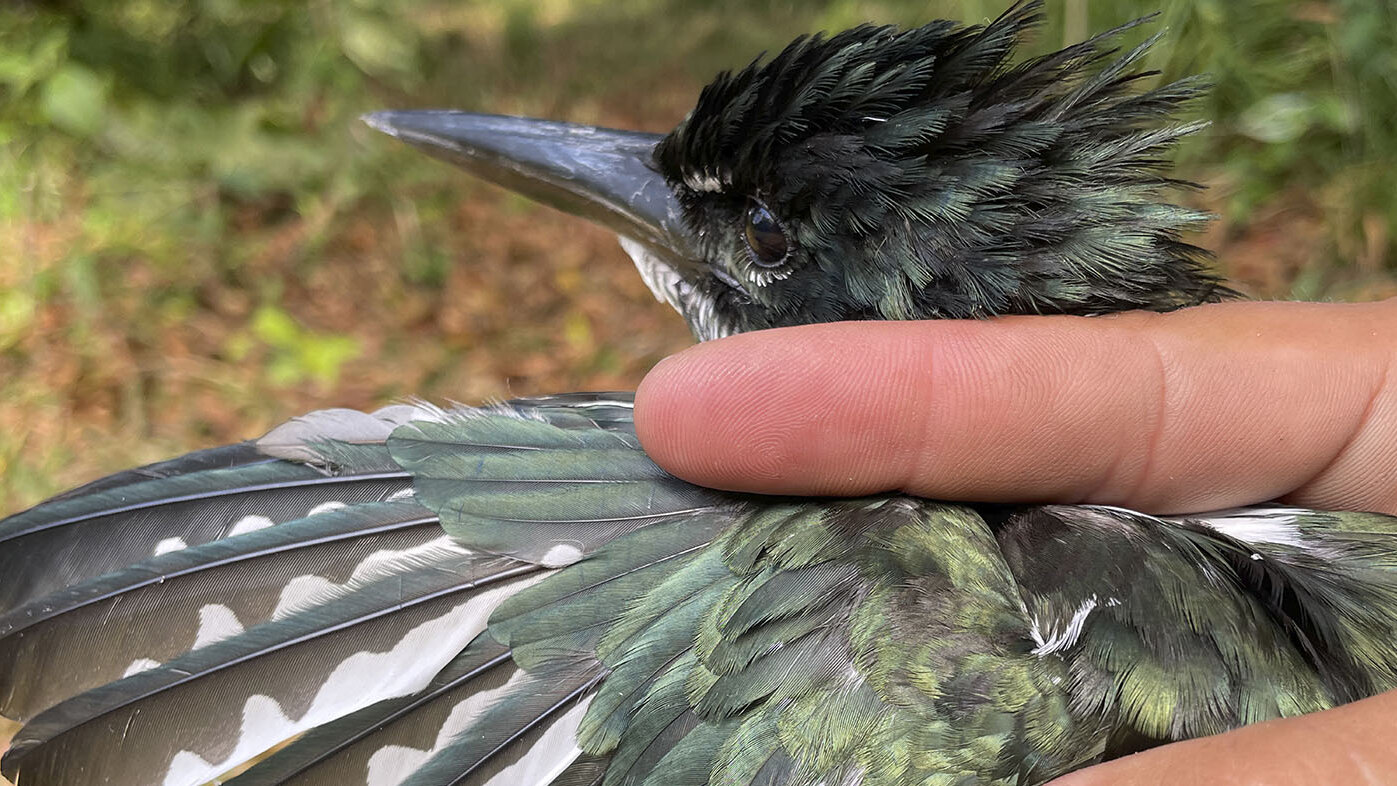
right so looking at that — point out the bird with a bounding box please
[4,2,1397,784]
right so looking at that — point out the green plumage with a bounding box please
[653,4,1226,337]
[302,406,1397,786]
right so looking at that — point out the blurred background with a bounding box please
[2,0,1395,511]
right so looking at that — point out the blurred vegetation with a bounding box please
[1,0,1395,511]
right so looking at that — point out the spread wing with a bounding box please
[7,395,1397,786]
[0,395,1086,786]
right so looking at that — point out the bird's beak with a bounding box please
[363,111,710,327]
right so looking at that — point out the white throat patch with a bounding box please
[617,235,731,341]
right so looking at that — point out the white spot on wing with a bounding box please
[540,542,583,568]
[228,514,275,536]
[272,535,472,620]
[365,669,532,785]
[308,500,347,516]
[161,573,549,786]
[153,537,188,555]
[167,696,292,785]
[271,575,339,621]
[192,604,246,649]
[122,657,161,677]
[482,695,590,786]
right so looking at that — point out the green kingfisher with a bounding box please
[3,3,1394,785]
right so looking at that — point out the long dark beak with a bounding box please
[362,110,698,265]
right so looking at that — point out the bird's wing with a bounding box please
[0,436,411,615]
[0,412,425,728]
[995,504,1397,754]
[0,395,734,785]
[1,395,1092,786]
[0,400,550,785]
[351,403,1087,786]
[29,393,1397,786]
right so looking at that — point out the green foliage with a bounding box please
[1151,0,1397,268]
[232,305,361,387]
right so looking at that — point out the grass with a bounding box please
[1,0,1395,510]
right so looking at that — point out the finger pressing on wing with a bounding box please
[635,300,1397,515]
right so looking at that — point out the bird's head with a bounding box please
[367,1,1227,340]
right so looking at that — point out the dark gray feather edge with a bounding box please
[39,442,274,504]
[0,461,409,543]
[1,400,443,542]
[0,500,437,639]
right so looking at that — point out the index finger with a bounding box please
[1051,688,1397,785]
[634,300,1397,515]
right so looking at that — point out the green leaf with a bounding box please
[39,63,108,138]
[338,11,417,83]
[1236,93,1314,145]
[0,289,36,351]
[251,304,300,347]
[0,29,67,94]
[250,304,361,386]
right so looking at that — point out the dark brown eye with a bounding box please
[743,198,789,267]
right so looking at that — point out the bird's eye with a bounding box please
[743,198,789,267]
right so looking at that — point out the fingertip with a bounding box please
[634,346,703,478]
[634,345,693,474]
[635,335,798,490]
[634,323,954,496]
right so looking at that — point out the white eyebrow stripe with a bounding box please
[683,171,728,193]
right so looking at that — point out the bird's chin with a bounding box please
[684,288,738,341]
[618,235,737,341]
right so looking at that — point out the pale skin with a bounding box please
[634,298,1397,785]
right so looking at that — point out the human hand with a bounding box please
[634,298,1397,784]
